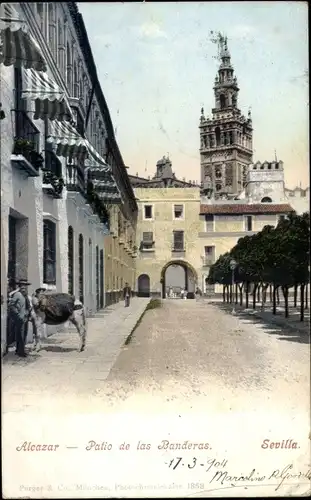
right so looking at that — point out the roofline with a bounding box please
[68,3,137,210]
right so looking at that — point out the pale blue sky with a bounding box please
[78,1,309,188]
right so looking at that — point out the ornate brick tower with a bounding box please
[200,34,253,199]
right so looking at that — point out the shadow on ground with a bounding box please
[2,350,41,365]
[40,345,77,353]
[210,302,310,345]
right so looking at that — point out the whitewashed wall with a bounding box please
[0,4,108,352]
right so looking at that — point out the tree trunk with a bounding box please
[239,285,243,306]
[269,284,273,303]
[272,285,277,315]
[226,285,230,303]
[252,284,258,309]
[276,287,280,305]
[282,285,289,318]
[300,284,305,322]
[294,284,298,308]
[257,285,261,302]
[261,284,268,311]
[305,285,309,309]
[245,282,249,309]
[235,284,238,304]
[223,286,226,303]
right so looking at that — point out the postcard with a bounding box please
[1,1,310,498]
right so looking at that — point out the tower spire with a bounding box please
[200,32,253,199]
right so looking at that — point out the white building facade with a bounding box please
[0,2,125,353]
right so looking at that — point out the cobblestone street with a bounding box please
[2,298,310,416]
[2,298,310,498]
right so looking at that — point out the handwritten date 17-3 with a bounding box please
[166,457,228,471]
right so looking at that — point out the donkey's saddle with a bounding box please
[40,293,75,325]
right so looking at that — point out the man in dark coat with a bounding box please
[123,282,131,307]
[8,279,31,357]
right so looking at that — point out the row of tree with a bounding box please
[207,212,310,321]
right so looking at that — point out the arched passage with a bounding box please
[137,274,150,297]
[160,260,198,299]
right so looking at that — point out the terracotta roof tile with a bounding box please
[199,203,294,215]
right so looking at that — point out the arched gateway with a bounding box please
[160,260,198,299]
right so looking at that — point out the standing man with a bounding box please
[123,282,131,307]
[21,282,36,346]
[8,279,30,357]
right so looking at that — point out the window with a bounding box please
[205,214,214,232]
[245,215,253,231]
[43,219,56,284]
[279,215,286,223]
[144,205,153,219]
[8,216,17,280]
[48,4,56,59]
[37,3,45,36]
[204,245,215,256]
[66,42,72,94]
[73,61,79,98]
[173,231,184,251]
[215,126,221,146]
[100,249,104,308]
[261,197,272,203]
[204,246,215,265]
[142,232,154,249]
[173,204,184,219]
[68,226,74,295]
[78,234,84,303]
[220,94,226,109]
[96,245,99,310]
[88,238,92,295]
[57,21,65,77]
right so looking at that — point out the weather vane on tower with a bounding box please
[209,31,228,61]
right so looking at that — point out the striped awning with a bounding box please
[46,120,88,161]
[22,68,73,121]
[85,142,110,172]
[0,3,47,72]
[88,167,123,204]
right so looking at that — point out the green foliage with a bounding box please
[42,170,64,195]
[86,181,110,226]
[208,212,310,288]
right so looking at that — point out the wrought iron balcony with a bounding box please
[42,150,64,199]
[140,241,155,252]
[11,111,42,176]
[66,162,86,196]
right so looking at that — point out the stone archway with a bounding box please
[160,260,198,299]
[137,274,150,297]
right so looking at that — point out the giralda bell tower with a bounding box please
[199,34,253,199]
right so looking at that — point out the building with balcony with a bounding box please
[0,2,137,353]
[133,184,202,298]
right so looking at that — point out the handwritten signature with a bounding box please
[166,458,311,491]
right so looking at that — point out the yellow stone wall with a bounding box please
[134,187,202,293]
[134,188,284,295]
[104,205,137,303]
[200,212,282,292]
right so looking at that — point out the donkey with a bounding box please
[31,289,87,352]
